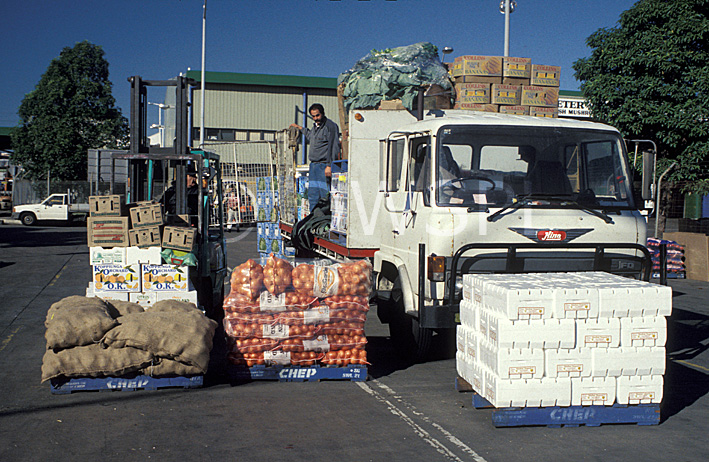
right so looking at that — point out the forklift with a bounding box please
[110,76,227,319]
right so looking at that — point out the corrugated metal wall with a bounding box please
[192,84,339,132]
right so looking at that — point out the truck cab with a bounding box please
[338,110,651,358]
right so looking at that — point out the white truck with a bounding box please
[281,109,654,359]
[12,192,90,225]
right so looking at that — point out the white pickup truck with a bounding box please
[12,193,90,225]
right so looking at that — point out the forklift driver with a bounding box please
[161,170,200,216]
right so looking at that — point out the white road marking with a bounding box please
[356,380,488,462]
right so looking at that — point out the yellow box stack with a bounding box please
[451,55,560,117]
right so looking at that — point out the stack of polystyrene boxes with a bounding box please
[330,169,348,234]
[256,176,284,257]
[457,272,671,408]
[450,55,560,118]
[296,175,309,221]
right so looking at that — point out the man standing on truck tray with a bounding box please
[291,103,341,212]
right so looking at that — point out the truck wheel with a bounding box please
[20,212,36,226]
[389,277,433,362]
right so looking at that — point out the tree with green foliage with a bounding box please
[11,41,128,180]
[573,0,709,199]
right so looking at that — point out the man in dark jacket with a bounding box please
[291,103,340,212]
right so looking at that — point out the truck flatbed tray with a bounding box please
[228,364,368,382]
[279,223,376,259]
[455,377,660,427]
[50,374,203,394]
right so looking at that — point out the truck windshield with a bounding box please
[436,125,634,209]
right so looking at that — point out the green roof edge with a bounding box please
[186,70,338,90]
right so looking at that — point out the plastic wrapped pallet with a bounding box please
[223,255,371,368]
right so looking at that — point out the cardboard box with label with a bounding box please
[87,217,130,247]
[521,86,559,107]
[530,106,559,118]
[89,195,123,217]
[86,283,130,301]
[503,57,532,79]
[129,291,157,309]
[129,226,162,248]
[499,105,530,115]
[129,201,163,228]
[455,83,491,104]
[162,226,197,252]
[453,103,499,112]
[156,290,199,306]
[491,84,522,105]
[531,65,561,87]
[89,246,127,265]
[457,56,503,76]
[142,264,192,291]
[92,263,141,292]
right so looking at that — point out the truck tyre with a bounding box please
[389,277,433,362]
[20,212,36,226]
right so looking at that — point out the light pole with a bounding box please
[499,0,517,57]
[148,102,172,147]
[199,0,207,149]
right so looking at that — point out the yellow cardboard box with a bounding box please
[531,65,561,87]
[503,57,532,79]
[521,86,559,107]
[491,84,522,105]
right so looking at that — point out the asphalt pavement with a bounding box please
[1,222,708,461]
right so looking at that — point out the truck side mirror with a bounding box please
[641,150,655,200]
[378,140,386,192]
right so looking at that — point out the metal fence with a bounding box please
[12,180,93,206]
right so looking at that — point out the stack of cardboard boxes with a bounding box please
[256,176,286,258]
[86,195,199,309]
[450,55,560,118]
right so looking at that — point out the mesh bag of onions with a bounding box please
[223,254,372,367]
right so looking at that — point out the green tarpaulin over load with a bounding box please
[337,42,452,111]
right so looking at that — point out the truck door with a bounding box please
[42,194,68,220]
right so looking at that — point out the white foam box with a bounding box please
[86,283,130,301]
[485,281,554,320]
[456,351,470,383]
[553,285,599,319]
[486,311,576,349]
[456,324,467,354]
[616,375,663,405]
[466,329,480,365]
[620,316,667,347]
[155,290,199,306]
[459,299,478,329]
[126,246,163,266]
[597,284,673,318]
[479,339,544,379]
[92,264,141,292]
[129,291,157,309]
[576,318,621,348]
[141,264,192,291]
[545,348,593,378]
[469,361,485,395]
[571,376,616,406]
[592,346,665,377]
[484,371,571,408]
[89,246,127,265]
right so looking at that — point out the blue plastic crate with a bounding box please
[50,374,203,394]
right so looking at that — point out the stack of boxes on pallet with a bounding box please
[647,237,686,279]
[86,195,198,308]
[255,176,286,258]
[450,55,560,117]
[457,272,671,408]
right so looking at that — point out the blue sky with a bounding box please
[0,0,639,128]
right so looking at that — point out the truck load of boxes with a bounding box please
[457,272,670,408]
[449,55,560,118]
[86,195,199,309]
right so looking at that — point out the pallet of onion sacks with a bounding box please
[224,254,371,382]
[42,295,217,393]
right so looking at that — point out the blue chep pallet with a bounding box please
[651,271,685,279]
[457,377,660,427]
[50,374,203,394]
[473,393,659,428]
[229,364,367,382]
